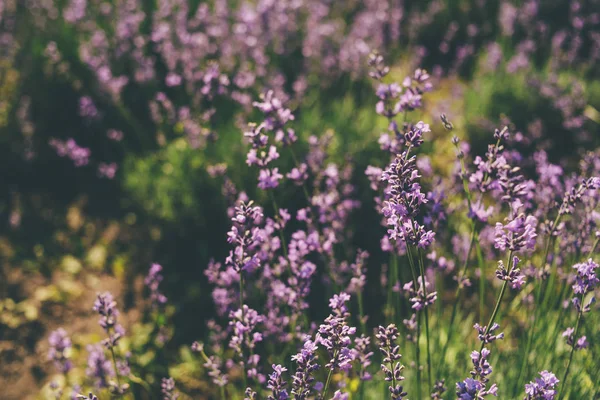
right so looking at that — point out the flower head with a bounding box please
[524,370,559,400]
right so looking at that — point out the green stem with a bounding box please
[588,237,599,259]
[417,248,433,393]
[405,245,421,400]
[109,345,123,394]
[439,227,477,377]
[386,255,395,325]
[128,374,152,395]
[515,214,561,393]
[475,240,486,320]
[541,215,564,310]
[479,251,514,353]
[558,293,585,399]
[387,343,398,396]
[357,289,367,335]
[239,273,248,390]
[268,190,289,259]
[321,350,338,400]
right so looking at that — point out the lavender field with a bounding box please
[1,0,600,399]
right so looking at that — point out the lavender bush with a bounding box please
[1,1,599,399]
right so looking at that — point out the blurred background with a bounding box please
[1,0,599,398]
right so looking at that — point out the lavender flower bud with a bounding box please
[524,370,559,400]
[48,328,72,373]
[376,324,407,399]
[291,339,319,399]
[161,377,179,400]
[267,364,289,400]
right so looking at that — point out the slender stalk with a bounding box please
[416,311,422,400]
[321,350,338,400]
[392,254,401,325]
[588,237,600,259]
[387,343,398,395]
[558,293,585,399]
[515,214,561,392]
[109,345,123,394]
[479,251,514,353]
[405,245,421,400]
[540,215,563,309]
[268,190,289,259]
[386,255,395,325]
[357,289,367,335]
[417,248,433,392]
[475,240,486,320]
[239,273,248,390]
[548,237,598,358]
[128,374,152,395]
[438,228,476,377]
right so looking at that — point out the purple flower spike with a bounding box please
[291,338,319,399]
[93,292,125,348]
[161,377,179,400]
[145,263,167,308]
[524,370,559,400]
[376,324,407,399]
[267,364,289,400]
[48,328,72,373]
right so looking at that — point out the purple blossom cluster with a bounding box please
[316,293,357,373]
[48,328,73,374]
[290,338,319,399]
[456,348,498,399]
[145,263,167,308]
[49,138,91,167]
[93,292,125,348]
[20,23,600,399]
[495,256,526,290]
[161,377,179,400]
[524,371,559,400]
[403,277,437,311]
[376,324,407,399]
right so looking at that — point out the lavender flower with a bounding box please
[193,342,229,387]
[494,213,538,253]
[48,328,72,373]
[402,313,417,343]
[226,201,264,273]
[456,348,498,399]
[49,138,91,167]
[381,151,435,248]
[495,256,526,290]
[77,394,98,400]
[561,327,588,350]
[245,388,257,400]
[93,292,125,348]
[559,178,600,215]
[571,258,599,302]
[431,380,447,399]
[161,377,179,400]
[316,293,357,373]
[473,323,504,345]
[86,344,114,388]
[524,371,559,400]
[267,364,289,400]
[331,391,349,400]
[376,324,407,399]
[291,338,319,399]
[145,263,167,308]
[403,277,437,310]
[229,305,265,382]
[258,168,284,189]
[353,335,373,381]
